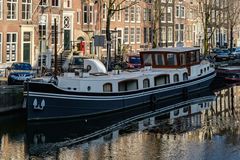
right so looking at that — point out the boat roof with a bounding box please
[140,47,200,53]
[218,66,240,71]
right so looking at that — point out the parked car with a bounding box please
[214,50,234,62]
[126,55,141,69]
[231,47,240,58]
[7,62,34,85]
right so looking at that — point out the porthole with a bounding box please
[87,86,91,91]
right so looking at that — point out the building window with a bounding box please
[6,33,17,62]
[0,33,2,63]
[124,27,129,43]
[161,27,166,42]
[77,10,80,24]
[83,5,88,24]
[117,5,121,21]
[89,5,93,24]
[124,7,129,22]
[167,7,172,22]
[64,0,71,8]
[136,28,141,43]
[103,3,106,20]
[168,27,173,42]
[144,28,148,43]
[180,24,184,42]
[135,6,140,22]
[52,0,59,7]
[7,0,18,20]
[130,28,135,43]
[22,0,32,20]
[40,0,47,6]
[130,6,135,22]
[103,83,112,92]
[111,4,115,21]
[0,0,3,20]
[51,16,60,45]
[161,6,165,22]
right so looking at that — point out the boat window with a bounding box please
[143,54,152,66]
[143,78,150,88]
[173,74,179,82]
[200,69,203,74]
[174,110,179,116]
[155,75,170,86]
[183,106,189,113]
[180,54,186,65]
[118,79,138,91]
[155,54,165,66]
[87,86,91,91]
[183,72,188,81]
[167,53,177,66]
[196,51,200,62]
[207,67,209,71]
[190,51,196,63]
[204,68,206,72]
[103,83,112,92]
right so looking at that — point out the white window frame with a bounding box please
[135,6,140,23]
[22,0,32,20]
[130,6,135,22]
[136,27,141,43]
[124,27,129,44]
[7,0,18,20]
[111,4,115,21]
[51,15,60,45]
[130,27,135,43]
[161,27,166,42]
[124,7,129,22]
[6,32,18,62]
[52,0,60,7]
[64,0,72,8]
[168,27,173,42]
[83,4,88,24]
[89,5,93,24]
[117,5,121,21]
[167,7,172,23]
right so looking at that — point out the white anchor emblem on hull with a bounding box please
[33,98,46,110]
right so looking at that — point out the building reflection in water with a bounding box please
[1,85,240,159]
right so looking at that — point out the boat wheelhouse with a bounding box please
[23,47,215,121]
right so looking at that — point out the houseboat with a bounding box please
[23,47,216,121]
[216,66,240,83]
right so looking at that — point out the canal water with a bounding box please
[1,82,240,160]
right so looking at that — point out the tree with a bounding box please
[227,0,240,52]
[195,0,229,55]
[103,0,137,70]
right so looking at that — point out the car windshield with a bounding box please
[129,56,141,64]
[12,63,32,70]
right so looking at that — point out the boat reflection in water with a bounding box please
[27,88,216,156]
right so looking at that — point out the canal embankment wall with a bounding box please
[0,85,24,113]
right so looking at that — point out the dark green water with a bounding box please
[1,82,240,160]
